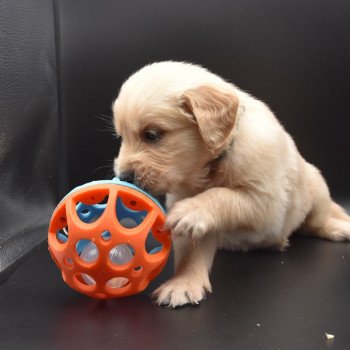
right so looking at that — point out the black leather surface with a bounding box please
[1,231,350,350]
[0,0,60,281]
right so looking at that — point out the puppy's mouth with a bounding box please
[134,176,168,197]
[131,167,174,197]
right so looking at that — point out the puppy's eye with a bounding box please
[143,129,162,143]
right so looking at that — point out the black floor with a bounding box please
[1,231,350,350]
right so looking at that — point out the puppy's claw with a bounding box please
[152,286,171,306]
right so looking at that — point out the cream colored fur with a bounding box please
[112,61,350,308]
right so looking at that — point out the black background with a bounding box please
[58,0,350,199]
[1,0,350,349]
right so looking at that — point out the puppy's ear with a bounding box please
[180,86,239,152]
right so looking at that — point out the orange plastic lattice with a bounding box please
[48,183,171,299]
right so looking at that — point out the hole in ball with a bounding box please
[109,244,134,265]
[145,230,162,255]
[119,218,138,228]
[106,277,130,289]
[116,197,147,229]
[101,230,112,241]
[56,226,68,244]
[77,240,99,263]
[75,273,96,286]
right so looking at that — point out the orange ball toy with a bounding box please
[48,178,171,300]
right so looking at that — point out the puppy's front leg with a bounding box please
[153,187,284,307]
[166,187,282,242]
[152,234,217,308]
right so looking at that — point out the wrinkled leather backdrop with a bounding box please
[0,0,61,282]
[1,1,349,349]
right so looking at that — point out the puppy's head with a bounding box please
[113,62,239,196]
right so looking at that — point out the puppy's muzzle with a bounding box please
[119,171,135,184]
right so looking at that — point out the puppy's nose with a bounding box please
[119,171,135,183]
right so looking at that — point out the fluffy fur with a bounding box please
[112,61,350,307]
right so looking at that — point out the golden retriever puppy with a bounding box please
[112,61,350,307]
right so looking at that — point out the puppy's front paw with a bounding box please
[152,274,212,308]
[165,198,215,241]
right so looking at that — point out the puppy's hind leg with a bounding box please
[302,164,350,241]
